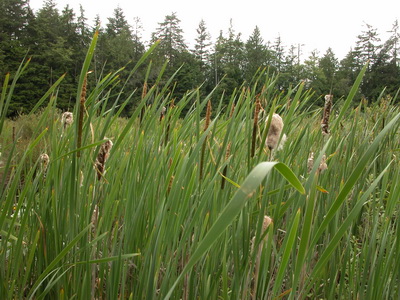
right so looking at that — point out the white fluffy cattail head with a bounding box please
[307,152,314,173]
[318,154,328,173]
[266,113,284,151]
[262,215,272,232]
[61,112,73,128]
[308,152,328,174]
[40,153,49,172]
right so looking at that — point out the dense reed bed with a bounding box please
[1,33,400,299]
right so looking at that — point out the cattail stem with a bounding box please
[200,100,212,180]
[164,100,175,146]
[221,143,231,189]
[140,82,148,125]
[77,74,88,158]
[229,102,235,118]
[252,216,272,300]
[251,99,261,158]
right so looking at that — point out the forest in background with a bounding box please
[1,0,400,116]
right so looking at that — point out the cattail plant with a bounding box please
[307,152,314,173]
[40,153,49,173]
[77,73,88,157]
[200,100,212,180]
[61,112,73,130]
[95,139,113,180]
[159,106,166,122]
[164,100,175,146]
[251,215,273,300]
[220,142,231,189]
[321,94,333,135]
[266,113,284,151]
[251,98,261,158]
[307,152,328,174]
[318,154,328,173]
[139,82,148,125]
[229,102,235,118]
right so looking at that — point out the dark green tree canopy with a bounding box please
[1,3,399,116]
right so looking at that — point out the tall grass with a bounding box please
[0,34,399,299]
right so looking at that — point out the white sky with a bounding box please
[29,0,400,60]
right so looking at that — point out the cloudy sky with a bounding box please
[29,0,399,60]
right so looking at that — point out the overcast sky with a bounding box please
[29,0,400,60]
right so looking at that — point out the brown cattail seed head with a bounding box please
[321,94,333,135]
[167,175,175,194]
[225,142,231,159]
[253,99,261,126]
[229,103,235,118]
[95,139,113,180]
[266,113,284,151]
[142,82,148,99]
[205,100,212,130]
[80,75,87,105]
[61,112,73,128]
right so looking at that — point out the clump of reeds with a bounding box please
[321,94,333,135]
[61,112,73,130]
[95,139,113,180]
[200,100,212,180]
[266,113,284,151]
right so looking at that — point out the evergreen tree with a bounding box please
[336,49,361,101]
[192,19,211,73]
[366,25,400,100]
[210,20,244,98]
[151,12,187,62]
[319,48,338,94]
[0,0,30,72]
[303,50,326,100]
[244,26,270,82]
[272,35,285,73]
[353,23,381,68]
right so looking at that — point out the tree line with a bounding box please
[1,0,400,116]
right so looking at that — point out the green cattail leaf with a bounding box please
[164,161,304,299]
[272,209,301,297]
[219,172,241,188]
